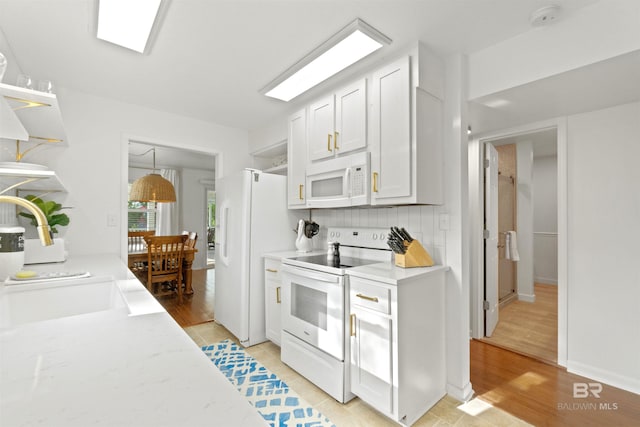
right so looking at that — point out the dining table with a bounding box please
[127,242,198,295]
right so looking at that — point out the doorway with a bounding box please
[126,139,216,271]
[470,119,567,366]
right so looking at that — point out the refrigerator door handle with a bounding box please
[219,204,231,266]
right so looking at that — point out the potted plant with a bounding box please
[18,194,70,234]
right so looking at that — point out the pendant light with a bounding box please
[129,147,176,203]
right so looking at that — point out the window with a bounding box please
[128,184,157,231]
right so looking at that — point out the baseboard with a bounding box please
[534,276,558,285]
[446,381,474,402]
[518,293,536,303]
[567,360,640,395]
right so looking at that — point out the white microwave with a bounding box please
[305,152,370,208]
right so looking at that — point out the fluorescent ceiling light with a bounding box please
[97,0,162,53]
[263,19,391,102]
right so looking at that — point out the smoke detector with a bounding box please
[529,5,562,26]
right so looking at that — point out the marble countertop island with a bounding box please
[0,254,267,427]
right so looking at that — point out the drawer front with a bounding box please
[350,277,390,314]
[265,259,282,281]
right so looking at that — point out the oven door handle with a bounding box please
[283,266,341,284]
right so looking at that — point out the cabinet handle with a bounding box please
[299,184,304,200]
[327,134,333,152]
[373,172,379,193]
[266,268,278,273]
[276,286,281,304]
[356,293,379,303]
[350,313,356,336]
[334,131,339,150]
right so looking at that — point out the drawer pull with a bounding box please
[327,134,333,151]
[334,131,339,150]
[356,293,379,303]
[299,184,304,200]
[350,313,356,336]
[276,286,281,304]
[373,172,379,193]
[266,268,278,273]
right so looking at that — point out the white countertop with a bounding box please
[0,254,267,427]
[347,261,449,285]
[263,249,325,260]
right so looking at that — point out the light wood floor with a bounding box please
[483,283,558,363]
[471,339,640,426]
[169,273,640,426]
[155,268,214,327]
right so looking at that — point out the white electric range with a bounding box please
[280,227,392,403]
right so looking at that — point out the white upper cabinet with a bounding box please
[308,95,335,161]
[370,44,444,206]
[287,108,307,208]
[308,79,366,162]
[370,57,411,200]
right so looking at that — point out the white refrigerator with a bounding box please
[214,169,296,347]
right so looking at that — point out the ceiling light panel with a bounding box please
[263,19,391,102]
[97,0,162,53]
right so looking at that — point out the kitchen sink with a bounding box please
[0,276,129,329]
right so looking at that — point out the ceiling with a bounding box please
[0,0,601,132]
[469,49,640,134]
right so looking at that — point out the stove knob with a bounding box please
[336,232,340,238]
[372,234,378,240]
[380,233,386,240]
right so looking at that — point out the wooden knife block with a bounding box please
[394,240,434,268]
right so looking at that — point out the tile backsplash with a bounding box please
[308,205,446,265]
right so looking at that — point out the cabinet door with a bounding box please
[287,109,307,207]
[349,305,392,414]
[265,279,282,345]
[335,79,366,155]
[371,56,411,203]
[308,95,335,161]
[264,259,282,345]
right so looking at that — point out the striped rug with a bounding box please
[202,339,335,427]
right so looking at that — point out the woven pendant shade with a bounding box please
[130,173,176,203]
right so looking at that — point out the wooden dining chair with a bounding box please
[128,230,155,252]
[181,230,198,249]
[142,234,188,303]
[128,230,155,280]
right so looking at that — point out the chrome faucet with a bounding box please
[0,195,53,246]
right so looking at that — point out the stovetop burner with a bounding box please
[289,254,379,269]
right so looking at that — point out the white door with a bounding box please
[484,144,499,336]
[335,79,366,155]
[308,95,335,161]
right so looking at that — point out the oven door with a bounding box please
[281,265,345,360]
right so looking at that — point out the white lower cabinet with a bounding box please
[348,270,446,426]
[264,258,282,345]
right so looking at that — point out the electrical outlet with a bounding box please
[439,214,450,231]
[107,214,117,227]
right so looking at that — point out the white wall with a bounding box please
[566,101,640,393]
[468,0,640,99]
[310,206,444,264]
[516,142,534,301]
[533,155,558,284]
[11,87,250,260]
